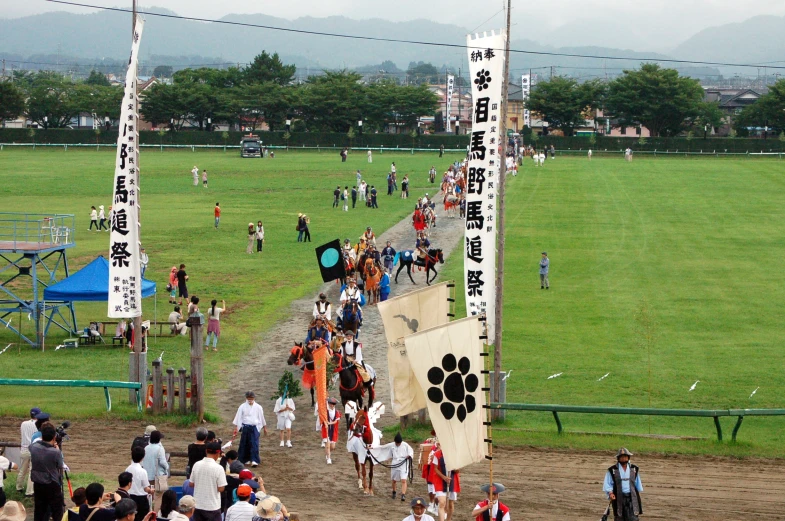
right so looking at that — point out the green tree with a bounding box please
[153,65,174,79]
[296,71,365,131]
[173,67,244,89]
[406,61,440,85]
[140,83,191,130]
[24,73,83,129]
[735,79,785,134]
[527,76,605,136]
[0,82,26,124]
[85,70,111,86]
[243,52,296,86]
[693,101,725,137]
[605,64,704,137]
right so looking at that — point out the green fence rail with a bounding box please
[0,379,142,413]
[489,402,785,442]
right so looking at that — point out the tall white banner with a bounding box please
[521,74,531,128]
[465,30,505,340]
[445,74,455,133]
[109,18,145,318]
[405,316,488,471]
[377,282,452,416]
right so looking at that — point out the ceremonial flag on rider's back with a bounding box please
[377,282,452,417]
[405,316,487,471]
[315,239,346,282]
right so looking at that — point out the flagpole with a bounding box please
[492,0,512,421]
[482,315,494,491]
[130,0,144,399]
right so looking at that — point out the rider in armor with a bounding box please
[361,227,377,248]
[416,232,431,263]
[313,293,332,321]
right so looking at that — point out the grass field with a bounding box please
[0,148,461,417]
[3,149,785,457]
[439,155,785,456]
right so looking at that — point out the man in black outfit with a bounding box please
[370,186,378,209]
[130,425,156,455]
[187,427,208,479]
[332,186,340,208]
[351,186,358,208]
[29,424,64,521]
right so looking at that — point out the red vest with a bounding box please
[475,500,509,521]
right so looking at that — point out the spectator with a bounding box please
[29,424,64,521]
[190,441,227,521]
[180,480,194,497]
[176,264,189,306]
[246,223,255,254]
[113,499,154,521]
[125,447,153,521]
[131,426,156,454]
[168,267,178,305]
[370,186,378,209]
[253,497,288,521]
[332,186,340,208]
[168,307,187,336]
[64,487,86,521]
[113,473,133,505]
[224,485,253,521]
[0,502,27,521]
[0,449,19,507]
[255,222,264,253]
[143,431,169,510]
[301,216,311,243]
[219,451,238,474]
[140,248,149,278]
[214,203,221,230]
[17,407,40,496]
[177,497,195,521]
[156,490,179,521]
[79,483,119,521]
[187,428,208,478]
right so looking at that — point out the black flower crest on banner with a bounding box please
[427,354,480,422]
[474,69,492,91]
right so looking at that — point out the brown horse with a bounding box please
[349,408,375,495]
[363,257,382,305]
[287,342,317,406]
[331,351,375,429]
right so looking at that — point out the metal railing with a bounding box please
[490,402,785,442]
[0,213,76,249]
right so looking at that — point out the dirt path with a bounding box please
[3,191,785,520]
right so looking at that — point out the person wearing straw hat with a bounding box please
[471,483,509,521]
[246,224,256,254]
[603,448,643,521]
[402,497,435,521]
[254,496,288,521]
[0,502,26,521]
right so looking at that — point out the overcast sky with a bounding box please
[5,0,785,51]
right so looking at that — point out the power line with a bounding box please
[45,0,785,70]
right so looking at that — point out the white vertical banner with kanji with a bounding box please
[108,18,144,318]
[445,74,455,133]
[521,74,531,128]
[465,30,505,340]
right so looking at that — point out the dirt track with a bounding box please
[3,187,785,520]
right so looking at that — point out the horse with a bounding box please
[363,257,382,305]
[444,196,458,217]
[338,301,361,337]
[395,248,445,285]
[331,351,375,429]
[287,342,317,406]
[348,408,375,495]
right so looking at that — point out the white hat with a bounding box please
[99,205,104,209]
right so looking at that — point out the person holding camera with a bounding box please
[29,424,64,521]
[0,449,19,507]
[80,483,121,521]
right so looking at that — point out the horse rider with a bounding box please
[313,293,332,321]
[365,243,381,266]
[361,227,377,248]
[354,237,369,258]
[305,317,330,345]
[416,232,431,264]
[340,278,362,307]
[381,241,396,274]
[340,330,371,386]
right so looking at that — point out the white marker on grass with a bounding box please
[749,387,759,399]
[0,343,11,355]
[547,372,563,380]
[598,372,610,381]
[689,380,699,392]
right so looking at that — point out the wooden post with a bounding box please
[400,414,410,430]
[492,0,513,421]
[178,368,188,414]
[152,359,162,415]
[418,408,427,424]
[166,367,175,414]
[190,320,204,421]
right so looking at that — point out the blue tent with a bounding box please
[44,256,156,301]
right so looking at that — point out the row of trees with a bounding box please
[527,64,725,137]
[0,70,123,129]
[734,81,785,135]
[140,52,439,132]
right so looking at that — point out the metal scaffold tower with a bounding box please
[0,213,77,347]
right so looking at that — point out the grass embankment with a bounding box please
[0,148,459,418]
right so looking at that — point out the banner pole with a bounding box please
[482,315,493,490]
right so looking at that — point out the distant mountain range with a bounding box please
[2,8,781,79]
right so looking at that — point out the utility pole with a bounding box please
[457,67,461,133]
[493,0,512,419]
